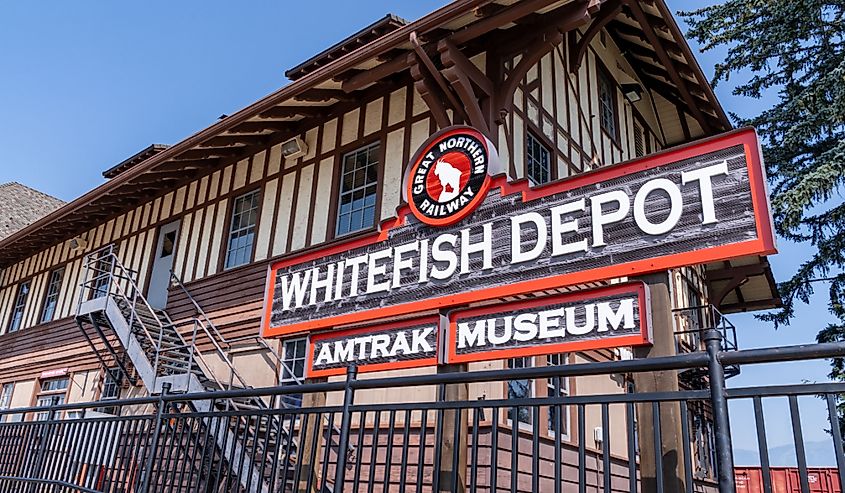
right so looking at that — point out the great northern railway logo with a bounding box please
[406,126,493,226]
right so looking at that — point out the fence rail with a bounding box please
[0,335,843,493]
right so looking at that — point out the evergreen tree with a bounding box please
[681,0,844,432]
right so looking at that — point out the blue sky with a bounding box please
[0,0,836,463]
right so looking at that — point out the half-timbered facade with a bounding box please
[0,0,779,490]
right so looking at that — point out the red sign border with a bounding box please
[262,127,775,338]
[443,282,652,364]
[305,315,441,378]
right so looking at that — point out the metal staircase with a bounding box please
[73,245,302,493]
[673,304,741,389]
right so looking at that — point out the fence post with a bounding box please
[26,405,57,493]
[139,383,170,493]
[704,329,736,493]
[334,365,357,493]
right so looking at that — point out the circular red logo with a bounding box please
[406,127,491,226]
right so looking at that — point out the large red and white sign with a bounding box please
[262,127,775,338]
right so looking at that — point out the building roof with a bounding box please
[0,182,65,241]
[102,144,170,179]
[285,14,409,81]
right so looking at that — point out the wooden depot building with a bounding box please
[0,0,781,491]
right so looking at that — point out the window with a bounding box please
[634,121,645,157]
[507,357,533,426]
[160,230,176,257]
[335,143,380,237]
[598,68,618,139]
[280,338,307,407]
[546,354,570,437]
[40,268,64,323]
[693,406,716,479]
[35,376,69,421]
[90,248,113,299]
[0,383,13,423]
[97,368,122,415]
[7,281,31,333]
[224,189,261,269]
[526,132,552,185]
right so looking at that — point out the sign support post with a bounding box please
[633,273,688,493]
[297,377,327,493]
[435,363,469,493]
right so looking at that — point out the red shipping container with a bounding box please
[736,467,842,493]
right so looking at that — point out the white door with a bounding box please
[147,220,180,310]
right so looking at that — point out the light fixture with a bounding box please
[622,83,643,103]
[69,236,88,252]
[281,136,308,160]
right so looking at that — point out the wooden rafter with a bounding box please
[409,32,468,125]
[569,0,622,72]
[294,89,356,103]
[200,135,265,148]
[228,121,294,134]
[342,0,569,94]
[176,147,242,161]
[258,106,325,119]
[152,159,214,173]
[495,0,595,123]
[622,0,713,133]
[409,53,453,129]
[611,20,684,58]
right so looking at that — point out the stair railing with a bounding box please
[168,273,293,387]
[78,246,169,377]
[169,271,357,462]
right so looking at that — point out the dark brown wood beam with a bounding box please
[228,121,295,134]
[438,38,493,97]
[409,53,453,129]
[409,32,468,122]
[623,0,713,134]
[294,89,356,103]
[570,0,622,72]
[176,147,243,161]
[610,20,684,58]
[199,135,261,148]
[341,56,407,92]
[495,0,594,123]
[258,106,326,119]
[152,159,216,173]
[344,0,571,94]
[451,0,589,45]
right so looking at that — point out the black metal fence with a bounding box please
[1,332,844,493]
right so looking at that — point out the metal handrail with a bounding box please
[168,270,352,456]
[169,272,305,387]
[78,246,167,375]
[673,304,739,354]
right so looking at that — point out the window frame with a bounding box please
[545,353,571,440]
[280,337,307,408]
[97,367,123,415]
[501,355,572,440]
[525,130,554,186]
[506,356,536,430]
[595,62,620,143]
[7,279,32,333]
[0,383,13,423]
[222,187,262,271]
[34,376,70,421]
[329,140,383,240]
[39,267,65,324]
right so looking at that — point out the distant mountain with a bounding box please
[734,440,837,467]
